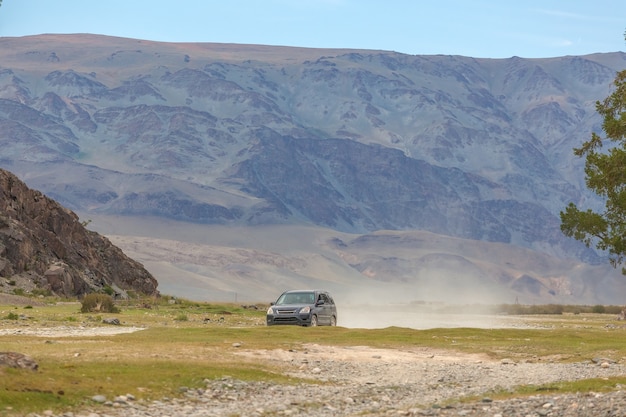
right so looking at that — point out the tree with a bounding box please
[560,33,626,272]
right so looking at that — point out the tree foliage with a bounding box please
[560,50,626,273]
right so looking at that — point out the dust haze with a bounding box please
[330,275,518,329]
[84,214,626,329]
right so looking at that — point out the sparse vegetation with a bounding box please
[494,303,624,315]
[31,288,52,297]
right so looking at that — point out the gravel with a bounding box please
[0,325,145,338]
[21,340,626,417]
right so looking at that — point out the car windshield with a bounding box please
[276,292,315,305]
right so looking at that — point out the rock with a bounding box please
[0,351,38,370]
[102,317,121,325]
[0,169,159,299]
[592,357,616,364]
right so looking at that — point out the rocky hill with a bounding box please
[0,168,158,298]
[1,34,625,303]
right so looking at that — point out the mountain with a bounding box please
[1,34,625,304]
[0,168,158,298]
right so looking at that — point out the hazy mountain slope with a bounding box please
[1,34,625,303]
[82,215,626,305]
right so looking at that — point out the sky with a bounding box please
[0,0,624,59]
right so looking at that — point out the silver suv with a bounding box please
[266,290,337,326]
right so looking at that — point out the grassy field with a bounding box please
[1,296,625,416]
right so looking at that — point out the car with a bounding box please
[266,289,337,326]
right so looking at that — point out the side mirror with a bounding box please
[316,299,325,306]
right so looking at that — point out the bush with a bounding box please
[31,288,52,297]
[592,305,606,314]
[81,293,120,313]
[4,312,19,320]
[174,313,188,321]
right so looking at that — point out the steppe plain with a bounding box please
[1,294,626,416]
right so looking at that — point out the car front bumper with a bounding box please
[266,313,312,326]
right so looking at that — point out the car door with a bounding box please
[326,294,336,324]
[317,293,331,324]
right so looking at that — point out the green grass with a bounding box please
[1,298,625,416]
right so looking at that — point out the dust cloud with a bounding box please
[337,305,522,330]
[331,274,520,330]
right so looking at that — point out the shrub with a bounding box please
[80,293,120,313]
[592,305,606,314]
[31,288,52,297]
[4,312,19,320]
[174,313,189,321]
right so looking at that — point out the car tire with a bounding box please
[330,315,336,326]
[310,315,318,327]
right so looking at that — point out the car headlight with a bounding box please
[299,306,310,314]
[267,306,274,314]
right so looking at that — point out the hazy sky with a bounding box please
[0,0,624,58]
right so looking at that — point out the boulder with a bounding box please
[0,352,38,370]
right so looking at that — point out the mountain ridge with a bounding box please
[1,34,625,303]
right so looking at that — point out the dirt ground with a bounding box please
[236,343,492,365]
[0,293,46,306]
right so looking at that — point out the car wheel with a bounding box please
[330,315,336,326]
[310,315,318,327]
